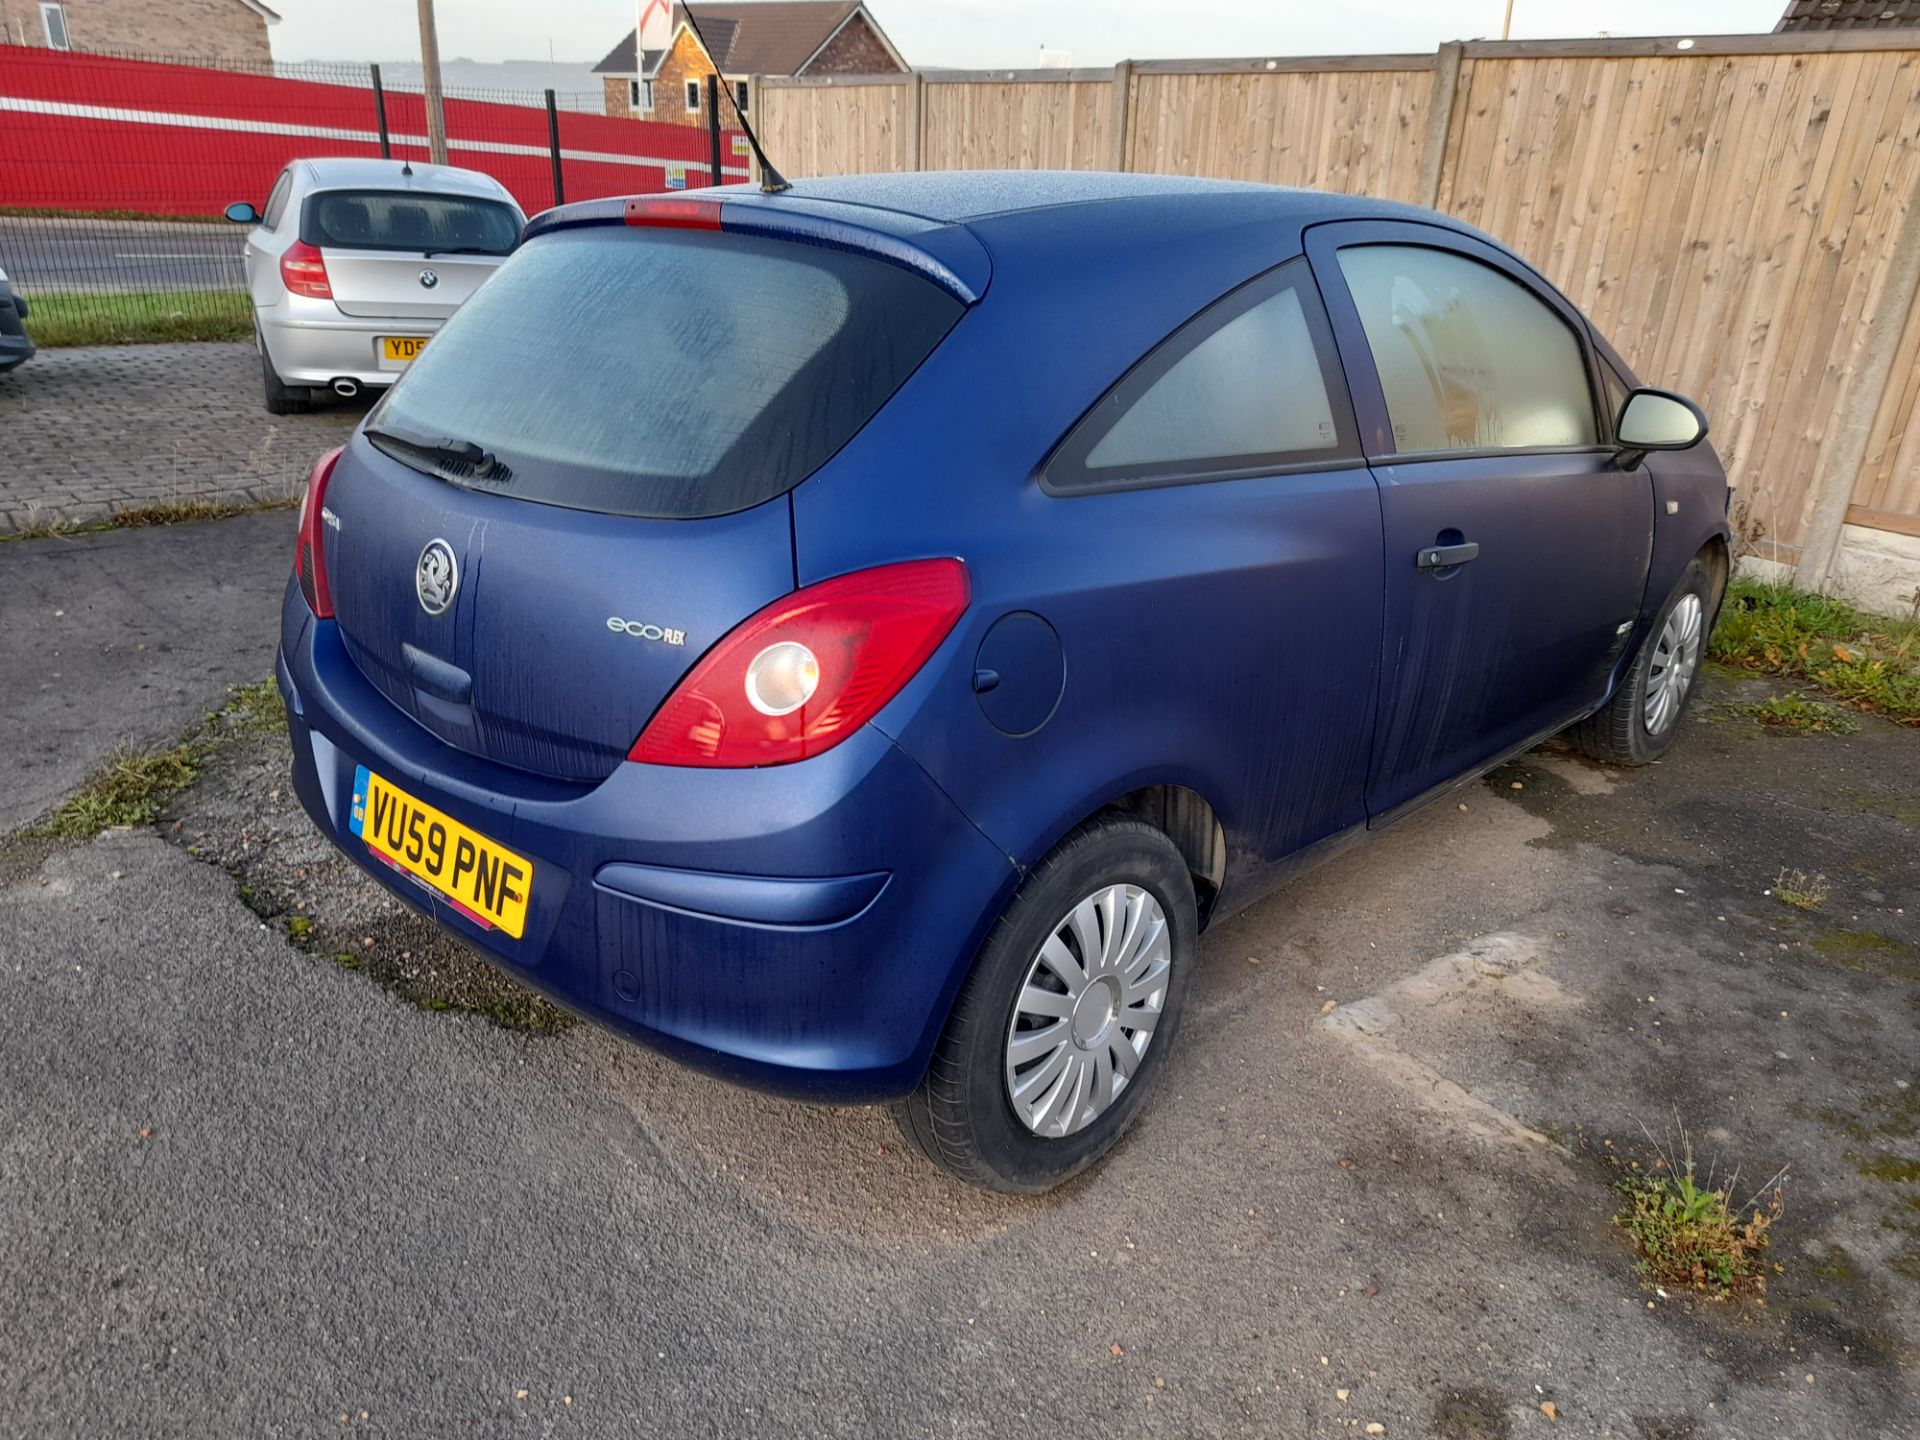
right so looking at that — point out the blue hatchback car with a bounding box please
[277,172,1729,1191]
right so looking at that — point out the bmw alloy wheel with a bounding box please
[1644,592,1704,735]
[1004,883,1171,1138]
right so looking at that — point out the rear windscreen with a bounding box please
[303,190,520,254]
[370,226,966,518]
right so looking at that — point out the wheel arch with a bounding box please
[1093,784,1228,929]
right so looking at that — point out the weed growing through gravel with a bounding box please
[30,746,202,837]
[1613,1120,1785,1295]
[1709,578,1919,725]
[1724,693,1862,734]
[1772,868,1830,911]
[25,678,283,839]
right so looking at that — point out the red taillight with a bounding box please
[280,239,332,299]
[630,558,970,768]
[294,446,343,618]
[624,196,724,230]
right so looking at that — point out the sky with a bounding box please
[270,0,1792,68]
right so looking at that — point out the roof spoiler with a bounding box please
[520,193,991,305]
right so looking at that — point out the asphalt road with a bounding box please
[2,514,1917,1436]
[0,511,292,834]
[0,216,247,293]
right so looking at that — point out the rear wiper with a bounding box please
[364,424,510,484]
[423,246,500,258]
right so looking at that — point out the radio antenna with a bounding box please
[680,2,791,193]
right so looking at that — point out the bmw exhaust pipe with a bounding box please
[331,378,360,398]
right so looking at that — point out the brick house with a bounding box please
[594,1,905,125]
[0,0,277,65]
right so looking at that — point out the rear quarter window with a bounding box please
[1045,257,1357,492]
[370,227,965,518]
[304,190,520,254]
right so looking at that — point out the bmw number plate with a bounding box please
[349,765,532,938]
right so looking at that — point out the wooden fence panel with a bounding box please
[1855,250,1920,537]
[756,79,908,177]
[921,79,1111,170]
[1126,67,1432,199]
[1439,48,1920,555]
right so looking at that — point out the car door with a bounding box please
[1304,220,1653,823]
[1029,256,1384,891]
[243,166,296,305]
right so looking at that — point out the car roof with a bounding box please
[293,157,520,206]
[759,169,1439,228]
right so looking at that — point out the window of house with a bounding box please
[1045,259,1355,492]
[733,79,750,114]
[1336,244,1598,455]
[39,3,70,50]
[631,78,654,111]
[685,79,702,111]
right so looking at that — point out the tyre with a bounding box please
[258,326,307,416]
[1569,556,1719,765]
[892,816,1197,1193]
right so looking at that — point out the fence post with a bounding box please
[1108,60,1133,172]
[707,74,723,186]
[370,64,392,159]
[545,89,565,208]
[1416,41,1464,209]
[1795,167,1920,592]
[905,71,924,171]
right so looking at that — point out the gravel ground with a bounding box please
[4,662,1916,1437]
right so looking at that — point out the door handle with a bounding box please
[1416,542,1480,570]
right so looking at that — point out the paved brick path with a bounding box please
[0,343,364,534]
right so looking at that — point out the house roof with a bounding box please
[593,3,895,77]
[238,0,282,21]
[1776,1,1920,29]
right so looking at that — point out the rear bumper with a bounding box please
[258,297,443,387]
[276,581,1019,1103]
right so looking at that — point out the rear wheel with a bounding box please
[1569,557,1717,765]
[892,817,1196,1193]
[258,325,307,416]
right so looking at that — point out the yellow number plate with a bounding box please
[349,766,532,938]
[382,336,429,362]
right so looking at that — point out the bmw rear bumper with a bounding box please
[276,581,1018,1103]
[258,295,444,388]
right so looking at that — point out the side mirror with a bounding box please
[1614,387,1708,468]
[224,201,260,225]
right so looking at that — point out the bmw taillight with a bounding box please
[630,558,970,768]
[280,239,333,299]
[294,446,343,618]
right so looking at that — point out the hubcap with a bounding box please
[1004,883,1170,1139]
[1644,592,1704,736]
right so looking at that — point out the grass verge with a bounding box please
[1710,578,1920,726]
[23,678,285,841]
[1611,1121,1786,1296]
[2,494,295,543]
[0,205,224,224]
[22,289,251,347]
[1719,692,1862,734]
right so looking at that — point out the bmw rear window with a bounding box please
[303,190,520,254]
[368,226,965,519]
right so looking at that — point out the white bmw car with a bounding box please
[226,158,525,414]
